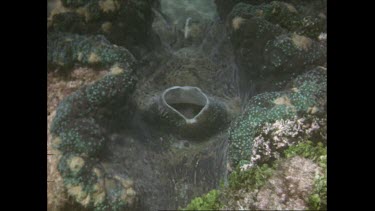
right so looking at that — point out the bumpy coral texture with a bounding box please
[47,68,109,210]
[47,32,136,70]
[49,48,138,209]
[227,1,326,95]
[241,115,326,170]
[228,67,326,166]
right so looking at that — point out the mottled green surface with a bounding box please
[264,33,326,71]
[227,1,326,95]
[47,32,136,70]
[229,163,275,191]
[51,69,136,138]
[50,55,137,209]
[182,189,222,210]
[228,67,327,166]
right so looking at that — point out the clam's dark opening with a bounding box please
[169,103,203,119]
[163,87,208,119]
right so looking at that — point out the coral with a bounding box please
[228,67,326,166]
[57,152,137,210]
[215,0,327,26]
[48,0,159,55]
[242,115,327,169]
[47,32,136,70]
[229,2,326,39]
[284,141,327,163]
[50,68,136,151]
[263,33,326,74]
[51,68,136,133]
[182,189,222,210]
[56,118,106,156]
[49,56,137,209]
[47,68,109,210]
[226,1,326,94]
[229,163,275,191]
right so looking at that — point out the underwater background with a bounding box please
[47,0,327,210]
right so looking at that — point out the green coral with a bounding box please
[228,67,326,166]
[182,189,222,210]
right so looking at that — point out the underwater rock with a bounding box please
[50,58,138,209]
[47,32,136,71]
[227,1,326,95]
[48,0,160,58]
[47,67,110,210]
[145,86,229,139]
[254,156,322,210]
[228,66,326,167]
[224,156,323,210]
[215,0,271,20]
[228,1,326,39]
[243,115,327,169]
[58,152,138,210]
[215,0,326,23]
